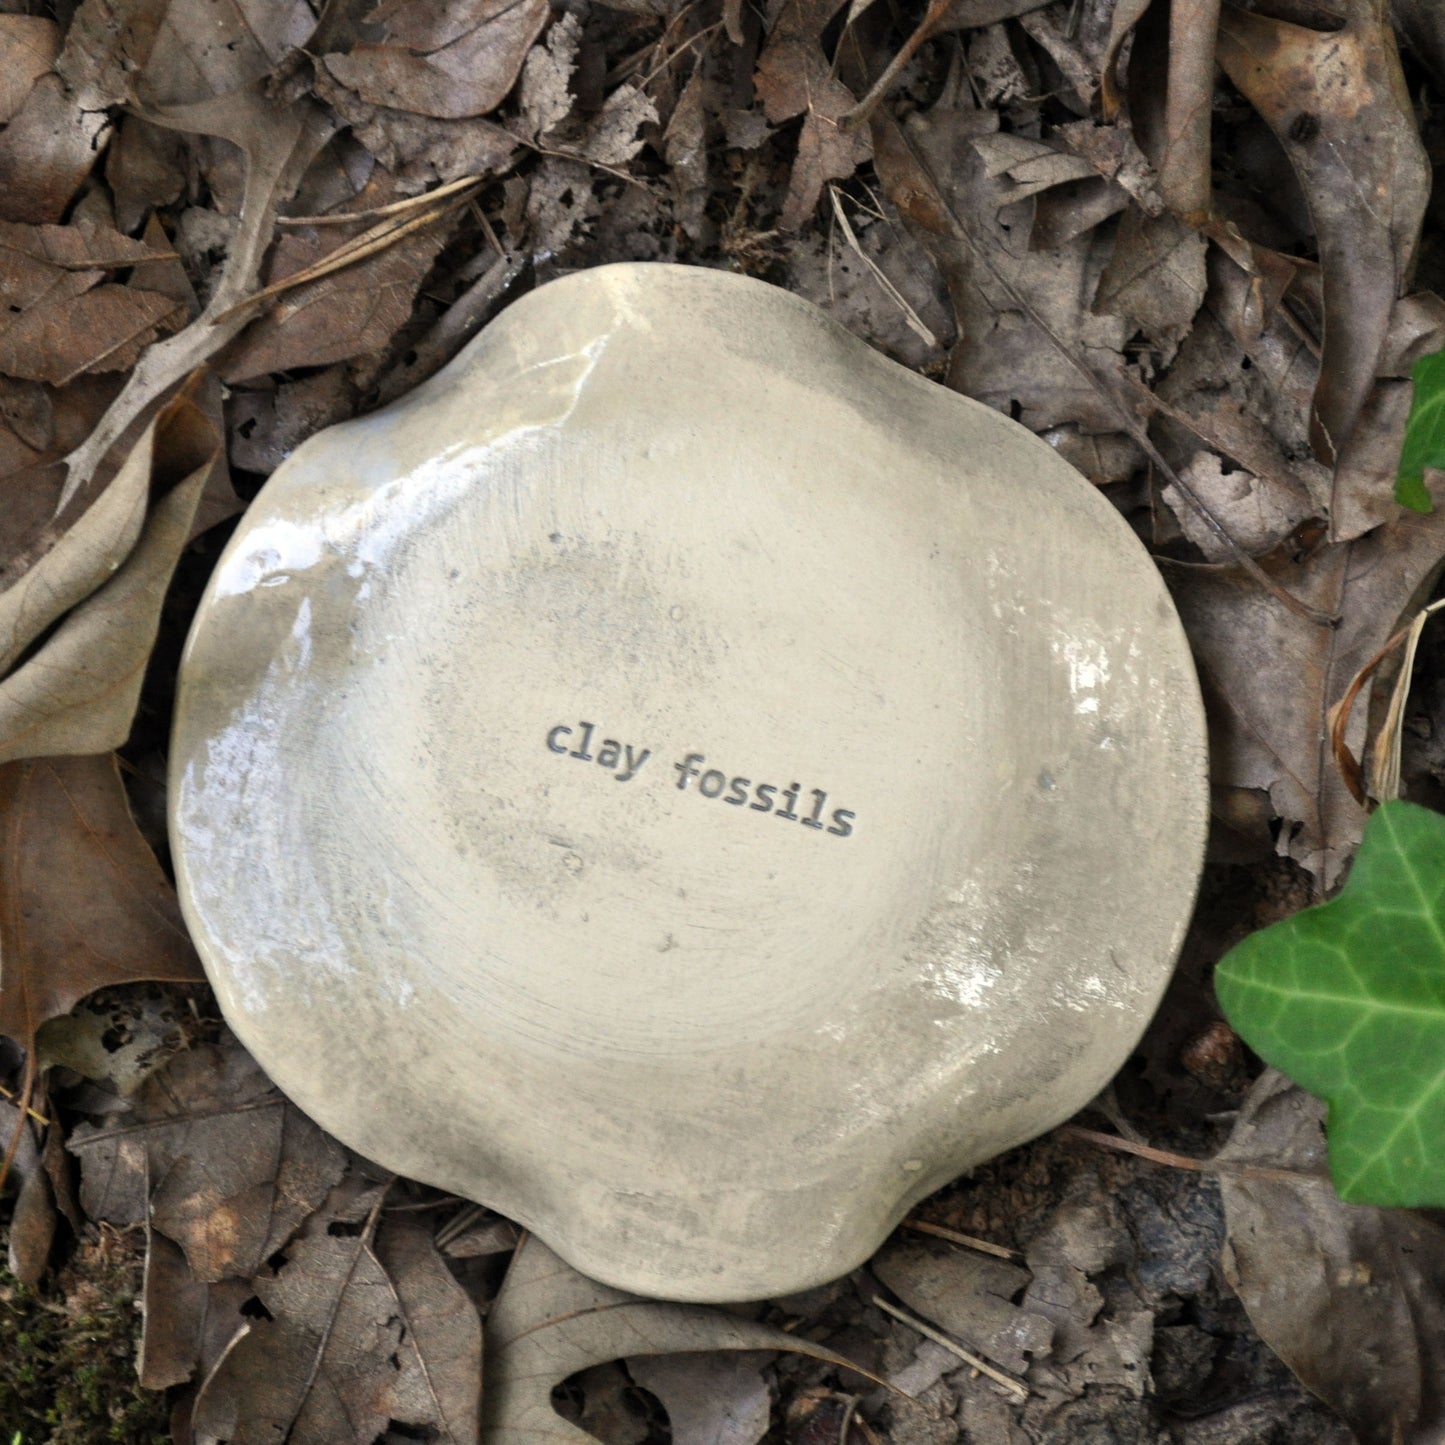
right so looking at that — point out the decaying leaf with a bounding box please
[68,1040,347,1282]
[873,90,1128,432]
[872,1239,1051,1376]
[0,395,217,763]
[1093,207,1207,365]
[627,1352,773,1445]
[218,215,457,382]
[0,753,204,1052]
[1217,1070,1445,1444]
[0,16,60,125]
[1163,499,1445,884]
[190,1203,482,1445]
[754,0,871,229]
[1216,2,1430,472]
[484,1237,879,1445]
[322,0,549,121]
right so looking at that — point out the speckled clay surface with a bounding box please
[170,262,1208,1302]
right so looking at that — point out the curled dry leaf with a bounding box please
[483,1237,882,1445]
[1216,2,1430,475]
[0,753,204,1053]
[0,395,217,763]
[190,1208,482,1445]
[1217,1070,1445,1444]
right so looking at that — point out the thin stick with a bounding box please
[900,1218,1022,1262]
[276,173,488,227]
[1061,1125,1325,1185]
[871,1295,1029,1401]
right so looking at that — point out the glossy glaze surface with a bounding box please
[171,263,1208,1301]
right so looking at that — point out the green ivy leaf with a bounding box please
[1215,798,1445,1206]
[1396,350,1445,513]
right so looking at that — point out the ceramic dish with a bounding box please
[170,262,1208,1301]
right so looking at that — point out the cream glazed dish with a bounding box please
[170,262,1208,1302]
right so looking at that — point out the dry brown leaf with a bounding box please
[627,1353,772,1445]
[217,216,456,381]
[136,0,316,108]
[0,0,167,223]
[57,88,332,513]
[190,1205,482,1445]
[0,16,60,125]
[1216,2,1430,474]
[0,396,217,763]
[0,753,204,1052]
[0,286,185,388]
[1217,1070,1445,1444]
[1093,207,1207,365]
[0,76,113,225]
[322,0,549,121]
[872,1239,1052,1376]
[754,0,871,229]
[68,1040,347,1280]
[1162,500,1445,885]
[484,1237,879,1445]
[873,92,1127,432]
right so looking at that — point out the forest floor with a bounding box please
[4,0,1445,1440]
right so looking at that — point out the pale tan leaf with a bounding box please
[0,420,151,674]
[0,397,216,763]
[483,1238,878,1445]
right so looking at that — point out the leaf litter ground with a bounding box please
[4,0,1445,1441]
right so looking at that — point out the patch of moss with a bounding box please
[0,1226,170,1444]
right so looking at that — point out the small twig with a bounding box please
[276,173,487,227]
[212,181,483,327]
[828,186,939,348]
[872,1295,1029,1401]
[1061,1125,1327,1185]
[0,1051,38,1198]
[900,1218,1022,1262]
[0,1079,51,1127]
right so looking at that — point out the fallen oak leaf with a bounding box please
[55,87,333,514]
[0,752,204,1054]
[754,0,872,229]
[0,393,217,764]
[1162,495,1445,884]
[0,284,184,387]
[483,1236,888,1445]
[321,0,549,121]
